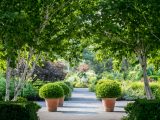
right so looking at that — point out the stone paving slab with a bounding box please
[38,88,130,120]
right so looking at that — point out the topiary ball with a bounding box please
[64,81,74,91]
[54,82,71,96]
[96,79,113,86]
[39,83,64,99]
[96,80,121,98]
[95,79,113,92]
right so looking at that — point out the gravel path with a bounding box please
[38,88,129,120]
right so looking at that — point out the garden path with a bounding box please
[38,88,128,120]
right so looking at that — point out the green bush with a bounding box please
[122,82,144,100]
[0,77,15,100]
[0,77,6,100]
[87,77,100,92]
[149,76,159,81]
[0,77,46,101]
[96,80,121,98]
[95,79,116,94]
[22,82,38,100]
[88,77,97,84]
[39,83,64,99]
[101,71,123,80]
[63,81,73,100]
[122,82,160,100]
[64,81,74,91]
[123,99,160,120]
[72,81,77,87]
[54,81,71,96]
[96,79,114,85]
[150,83,160,91]
[0,101,41,120]
[32,80,46,90]
[130,82,143,90]
[150,83,160,99]
[16,97,28,102]
[89,83,96,92]
[88,78,99,92]
[74,82,88,88]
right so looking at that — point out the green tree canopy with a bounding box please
[88,0,160,99]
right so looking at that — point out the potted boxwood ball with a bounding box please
[39,83,64,112]
[96,80,121,112]
[55,82,71,107]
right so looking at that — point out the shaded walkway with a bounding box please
[38,88,128,120]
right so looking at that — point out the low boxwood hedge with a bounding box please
[0,101,41,120]
[123,99,160,120]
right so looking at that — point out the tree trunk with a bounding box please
[13,49,40,101]
[138,54,154,99]
[13,59,29,100]
[5,58,11,101]
[13,48,34,101]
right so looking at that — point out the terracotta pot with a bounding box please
[45,98,59,112]
[59,97,65,107]
[102,98,116,112]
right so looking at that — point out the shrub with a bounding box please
[33,61,67,82]
[96,79,113,86]
[149,75,159,81]
[150,83,160,99]
[0,101,41,120]
[64,81,74,91]
[32,80,46,90]
[54,81,71,96]
[63,81,73,100]
[96,80,121,98]
[123,99,160,120]
[16,97,28,102]
[130,82,143,90]
[88,78,99,92]
[122,82,160,100]
[150,83,160,92]
[0,77,6,100]
[0,77,15,100]
[122,82,144,100]
[122,88,145,100]
[39,83,64,99]
[74,82,88,88]
[88,76,97,84]
[22,82,38,100]
[89,83,96,92]
[95,79,115,94]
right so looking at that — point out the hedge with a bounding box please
[123,99,160,120]
[0,101,41,120]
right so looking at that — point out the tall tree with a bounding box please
[0,0,91,101]
[89,0,160,99]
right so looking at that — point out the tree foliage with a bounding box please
[0,0,94,101]
[32,61,67,82]
[88,0,160,99]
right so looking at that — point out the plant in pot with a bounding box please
[96,80,121,112]
[39,83,64,112]
[55,81,71,106]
